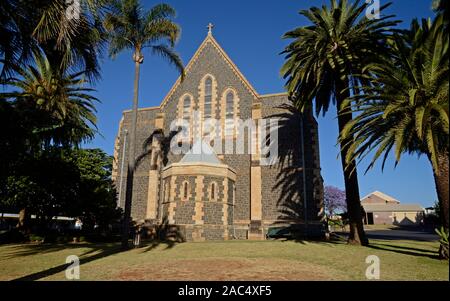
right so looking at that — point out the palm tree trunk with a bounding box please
[432,151,449,231]
[336,80,368,246]
[121,52,142,250]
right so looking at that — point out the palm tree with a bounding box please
[2,51,99,149]
[281,0,399,245]
[433,0,449,35]
[1,51,99,229]
[32,0,110,81]
[103,0,184,249]
[340,15,449,234]
[433,0,449,19]
[0,0,36,78]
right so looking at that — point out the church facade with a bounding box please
[112,28,324,241]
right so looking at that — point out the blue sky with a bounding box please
[85,0,438,208]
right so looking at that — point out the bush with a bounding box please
[435,227,449,260]
[29,234,45,243]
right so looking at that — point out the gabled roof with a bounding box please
[361,191,401,204]
[160,32,259,109]
[363,203,424,212]
[179,139,221,165]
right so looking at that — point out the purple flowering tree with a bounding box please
[324,185,347,217]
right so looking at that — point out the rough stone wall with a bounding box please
[203,202,225,225]
[303,109,325,225]
[114,108,160,221]
[260,95,323,226]
[202,176,224,202]
[227,179,235,225]
[172,176,196,224]
[203,226,228,240]
[174,176,196,202]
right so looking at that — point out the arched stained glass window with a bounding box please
[204,77,212,118]
[226,92,234,118]
[225,91,235,135]
[183,95,191,121]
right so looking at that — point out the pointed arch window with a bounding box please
[164,181,170,202]
[182,181,190,201]
[225,91,235,136]
[182,95,192,121]
[210,182,218,201]
[204,77,213,119]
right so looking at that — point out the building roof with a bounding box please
[121,27,288,115]
[361,191,400,204]
[179,139,221,165]
[362,203,424,212]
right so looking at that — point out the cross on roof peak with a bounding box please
[207,23,214,35]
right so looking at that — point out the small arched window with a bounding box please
[183,95,191,121]
[204,77,212,119]
[182,181,189,201]
[210,182,218,201]
[164,181,170,202]
[225,91,235,136]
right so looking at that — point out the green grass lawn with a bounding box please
[0,238,447,281]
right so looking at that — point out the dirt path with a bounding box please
[110,258,331,281]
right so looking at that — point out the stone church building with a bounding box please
[112,27,324,241]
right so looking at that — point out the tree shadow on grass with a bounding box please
[372,242,439,254]
[2,243,117,259]
[138,217,184,252]
[140,240,177,252]
[11,243,124,281]
[367,242,440,259]
[269,232,346,246]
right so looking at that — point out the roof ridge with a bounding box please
[160,33,259,109]
[362,191,400,203]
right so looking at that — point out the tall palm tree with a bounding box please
[340,15,449,233]
[281,0,399,245]
[103,0,184,249]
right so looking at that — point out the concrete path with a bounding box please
[338,228,439,242]
[364,229,439,242]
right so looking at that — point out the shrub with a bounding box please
[435,227,449,260]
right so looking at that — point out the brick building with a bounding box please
[112,28,324,241]
[361,191,424,225]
